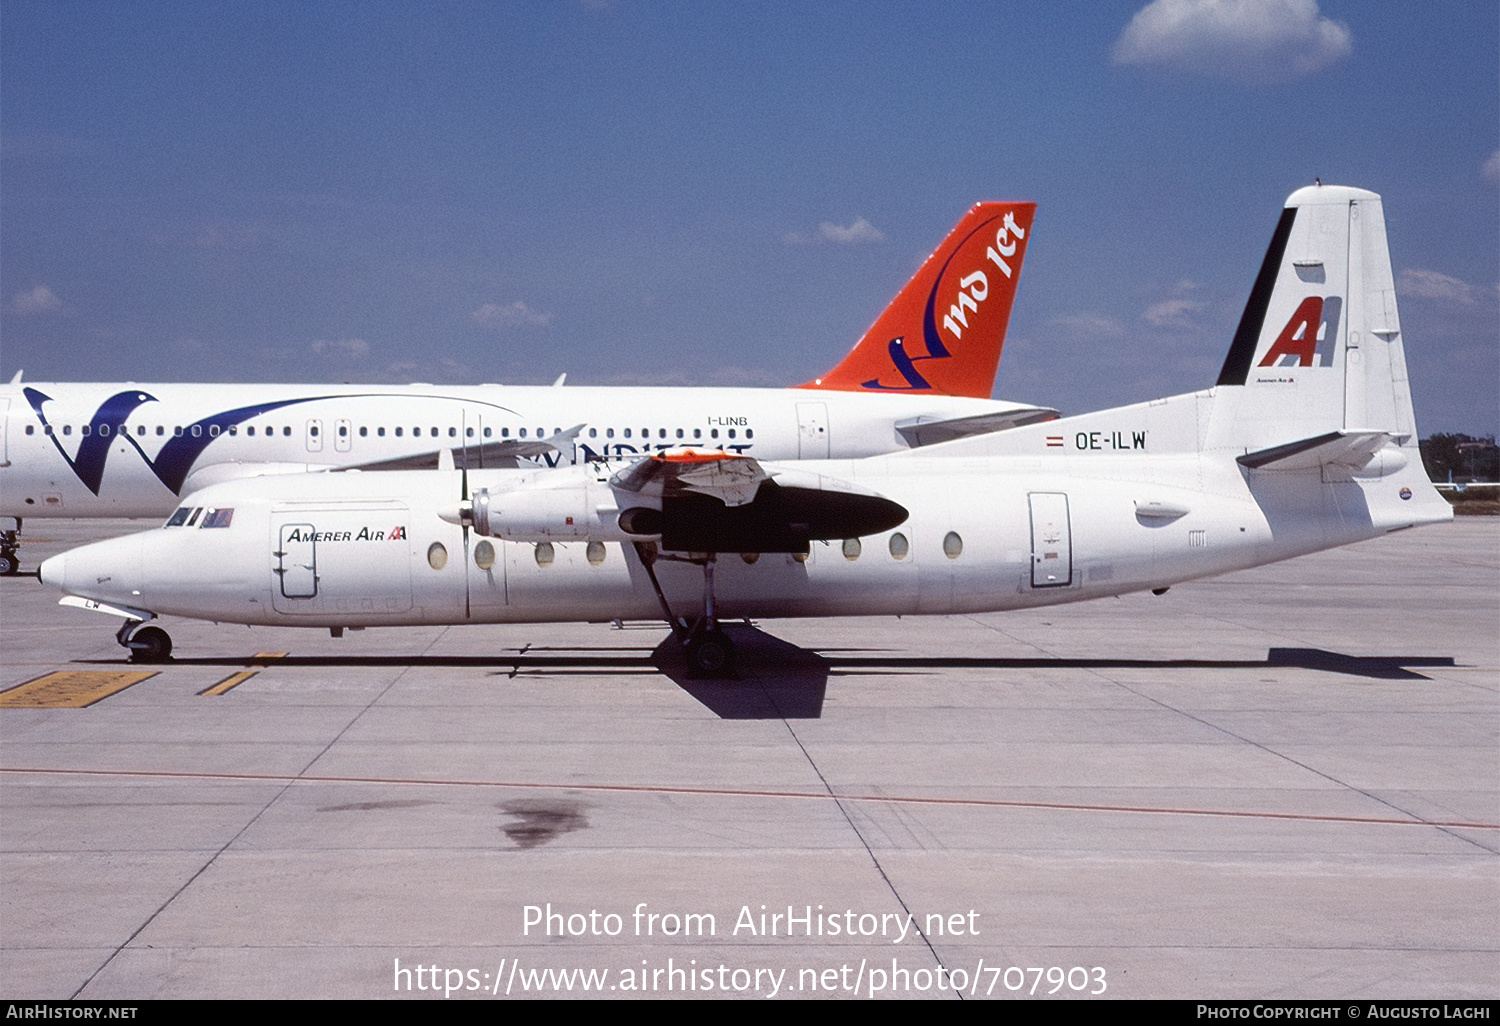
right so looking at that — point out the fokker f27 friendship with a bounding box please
[0,203,1044,573]
[40,186,1451,674]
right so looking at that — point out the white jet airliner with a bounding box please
[0,202,1046,573]
[39,186,1451,674]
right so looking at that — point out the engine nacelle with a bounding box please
[468,469,659,542]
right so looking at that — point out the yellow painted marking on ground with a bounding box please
[200,671,256,696]
[199,652,287,696]
[0,671,158,708]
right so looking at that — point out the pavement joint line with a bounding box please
[2,765,1495,831]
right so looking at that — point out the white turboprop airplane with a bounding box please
[0,202,1047,573]
[39,186,1451,675]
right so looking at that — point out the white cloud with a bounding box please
[311,337,372,357]
[1398,269,1478,305]
[1112,0,1352,85]
[1052,313,1126,340]
[10,285,62,316]
[1484,150,1500,185]
[784,217,886,246]
[1143,297,1207,328]
[473,301,553,328]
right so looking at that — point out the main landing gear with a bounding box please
[633,542,736,677]
[117,620,173,663]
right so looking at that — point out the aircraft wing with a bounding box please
[609,451,769,506]
[895,406,1058,447]
[346,425,585,471]
[610,451,907,553]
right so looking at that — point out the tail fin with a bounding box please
[800,201,1036,398]
[1212,185,1417,451]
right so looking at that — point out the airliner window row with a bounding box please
[23,424,754,441]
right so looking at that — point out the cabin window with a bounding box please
[534,542,555,567]
[25,425,33,435]
[676,429,684,439]
[377,427,386,437]
[201,508,234,529]
[466,427,474,438]
[44,425,54,435]
[359,426,368,437]
[586,541,606,566]
[306,424,315,437]
[99,424,111,436]
[80,425,91,437]
[427,542,448,570]
[589,428,597,438]
[156,426,164,436]
[520,428,528,438]
[448,427,456,438]
[483,427,492,438]
[62,426,72,436]
[746,429,754,439]
[623,428,631,439]
[283,426,291,436]
[473,540,496,571]
[247,426,256,436]
[227,426,236,436]
[842,538,861,561]
[606,428,614,439]
[395,427,403,437]
[889,533,909,560]
[693,429,702,439]
[943,532,963,559]
[209,425,220,437]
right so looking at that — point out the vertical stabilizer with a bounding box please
[1212,185,1418,452]
[801,202,1035,398]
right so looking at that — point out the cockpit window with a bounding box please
[200,508,234,529]
[185,507,203,526]
[166,507,194,527]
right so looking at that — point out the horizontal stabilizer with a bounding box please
[896,406,1058,447]
[1237,430,1405,472]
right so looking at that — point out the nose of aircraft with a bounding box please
[39,534,145,600]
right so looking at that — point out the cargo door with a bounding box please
[1028,492,1072,588]
[271,504,414,615]
[274,522,318,602]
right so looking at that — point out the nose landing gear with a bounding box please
[117,621,173,663]
[0,519,21,576]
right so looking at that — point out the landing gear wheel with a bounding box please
[0,551,16,576]
[127,625,173,663]
[686,629,735,678]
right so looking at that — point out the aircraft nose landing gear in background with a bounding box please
[0,518,21,576]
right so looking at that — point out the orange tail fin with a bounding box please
[800,202,1035,398]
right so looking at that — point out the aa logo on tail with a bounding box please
[1258,295,1342,368]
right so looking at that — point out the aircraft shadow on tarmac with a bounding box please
[87,625,1456,721]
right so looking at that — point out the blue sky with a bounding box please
[3,0,1496,433]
